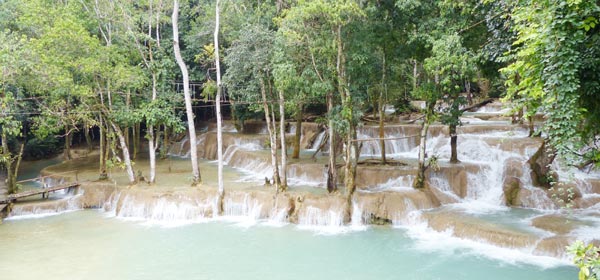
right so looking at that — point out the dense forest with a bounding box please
[1,0,599,189]
[1,0,600,276]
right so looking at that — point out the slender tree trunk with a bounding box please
[133,122,140,160]
[279,90,287,191]
[326,92,337,193]
[449,124,459,163]
[413,102,435,189]
[147,71,159,184]
[84,122,92,151]
[110,122,136,184]
[292,104,302,159]
[214,0,225,214]
[173,0,201,185]
[161,125,169,159]
[148,126,157,184]
[2,131,14,194]
[270,103,281,187]
[12,143,24,192]
[412,59,418,93]
[64,125,72,160]
[125,90,131,149]
[260,78,280,189]
[528,115,535,137]
[99,116,108,180]
[379,52,387,164]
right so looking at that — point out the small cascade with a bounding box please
[369,175,414,192]
[105,192,214,225]
[308,130,327,151]
[222,194,264,223]
[298,206,345,233]
[7,195,83,220]
[390,198,420,226]
[39,176,66,189]
[350,200,367,230]
[223,148,272,181]
[357,126,418,156]
[168,137,189,157]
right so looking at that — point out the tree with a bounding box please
[277,0,363,194]
[501,0,600,167]
[424,34,477,163]
[214,0,225,212]
[224,23,283,191]
[173,0,201,185]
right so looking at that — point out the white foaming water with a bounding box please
[357,126,417,156]
[308,130,327,151]
[106,193,213,226]
[297,206,346,234]
[401,220,569,268]
[429,174,461,202]
[6,195,83,220]
[350,201,368,231]
[392,210,570,269]
[264,207,289,227]
[364,175,414,192]
[221,194,264,226]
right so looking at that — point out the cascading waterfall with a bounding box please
[298,206,345,233]
[308,130,327,151]
[222,194,264,223]
[105,193,213,225]
[357,126,418,156]
[7,195,83,219]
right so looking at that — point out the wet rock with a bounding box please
[528,141,557,188]
[533,236,571,258]
[530,214,586,235]
[355,189,439,224]
[422,211,538,248]
[503,177,521,206]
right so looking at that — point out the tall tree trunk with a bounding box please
[279,90,287,191]
[413,102,435,189]
[260,78,280,189]
[528,115,535,137]
[133,122,140,160]
[449,124,459,163]
[64,125,72,160]
[110,122,136,184]
[412,59,418,93]
[326,92,337,193]
[125,90,131,150]
[173,0,201,185]
[99,116,108,180]
[147,71,159,184]
[292,104,302,159]
[2,131,14,194]
[214,0,225,214]
[161,125,169,159]
[148,126,157,184]
[379,52,387,164]
[84,122,92,151]
[337,25,358,221]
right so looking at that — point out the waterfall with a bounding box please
[357,126,418,156]
[222,194,264,224]
[308,130,327,151]
[105,193,214,226]
[298,206,345,234]
[7,195,83,220]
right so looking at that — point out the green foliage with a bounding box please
[23,137,62,160]
[568,241,600,280]
[501,0,600,164]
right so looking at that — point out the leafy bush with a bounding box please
[569,241,600,280]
